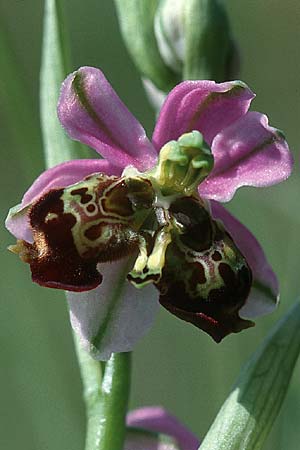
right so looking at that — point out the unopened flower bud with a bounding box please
[154,0,185,75]
[155,0,238,81]
[114,0,180,93]
[115,0,238,111]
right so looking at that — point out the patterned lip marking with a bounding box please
[24,189,103,291]
[212,250,222,261]
[44,212,59,223]
[87,204,96,213]
[154,194,253,342]
[127,272,160,285]
[101,179,134,217]
[170,196,213,252]
[128,188,252,342]
[71,187,93,204]
[219,262,236,286]
[13,173,156,291]
[84,222,105,241]
[190,262,207,286]
[12,159,254,342]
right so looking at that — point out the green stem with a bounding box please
[73,333,103,408]
[40,2,131,450]
[85,353,131,450]
[74,334,131,450]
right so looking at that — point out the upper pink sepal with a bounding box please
[127,407,200,450]
[199,112,293,202]
[152,80,254,150]
[6,159,119,242]
[211,201,279,318]
[58,67,158,171]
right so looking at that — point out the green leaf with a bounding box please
[114,0,179,92]
[40,0,84,166]
[199,301,300,450]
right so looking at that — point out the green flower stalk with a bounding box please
[40,1,131,449]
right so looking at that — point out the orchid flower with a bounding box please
[6,67,292,360]
[125,406,200,450]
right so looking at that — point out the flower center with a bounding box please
[11,129,252,339]
[125,131,215,287]
[148,130,214,196]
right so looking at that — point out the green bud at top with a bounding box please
[114,0,180,93]
[149,130,214,196]
[154,0,185,75]
[155,0,237,82]
[115,0,238,111]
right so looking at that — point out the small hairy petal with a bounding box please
[6,159,119,242]
[211,201,279,318]
[58,67,158,171]
[67,258,159,361]
[153,80,254,149]
[199,112,293,202]
[127,407,200,450]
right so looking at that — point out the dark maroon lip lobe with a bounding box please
[32,277,102,292]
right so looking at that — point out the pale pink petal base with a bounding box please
[211,201,279,318]
[124,429,179,450]
[123,428,181,450]
[67,258,159,361]
[153,80,254,149]
[200,112,293,202]
[127,407,200,450]
[6,159,119,242]
[58,67,158,171]
[5,203,33,243]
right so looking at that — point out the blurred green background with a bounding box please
[1,1,300,449]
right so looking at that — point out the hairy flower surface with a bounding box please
[6,67,292,359]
